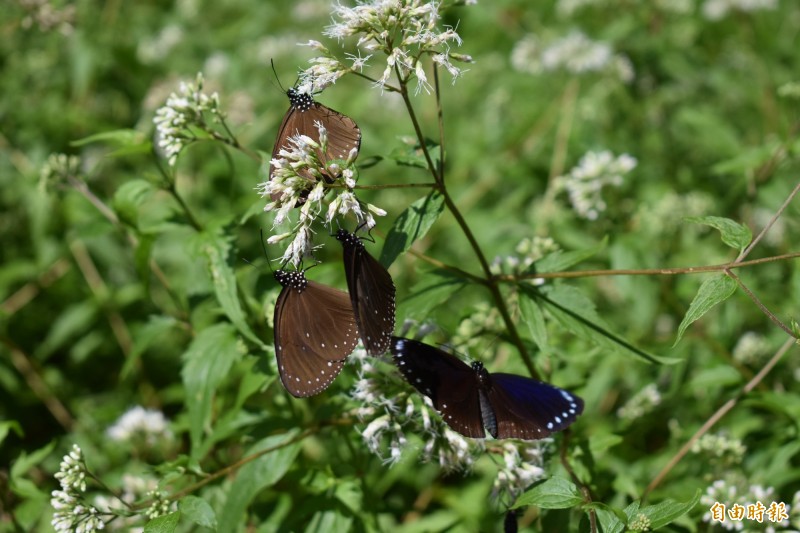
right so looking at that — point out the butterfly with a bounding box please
[390,337,584,440]
[273,269,359,397]
[270,87,361,204]
[336,229,396,355]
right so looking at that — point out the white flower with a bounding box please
[703,0,777,20]
[555,150,637,220]
[107,406,173,446]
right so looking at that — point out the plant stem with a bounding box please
[395,65,537,377]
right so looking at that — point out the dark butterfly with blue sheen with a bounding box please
[270,87,361,204]
[390,337,584,440]
[273,269,359,397]
[336,229,396,355]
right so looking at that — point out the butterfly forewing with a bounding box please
[486,373,584,440]
[270,89,361,204]
[274,270,359,397]
[338,230,396,355]
[390,337,485,438]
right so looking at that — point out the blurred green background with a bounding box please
[2,0,800,531]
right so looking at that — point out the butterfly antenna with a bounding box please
[259,229,277,274]
[270,59,286,93]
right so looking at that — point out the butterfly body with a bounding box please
[270,88,361,204]
[336,230,396,355]
[273,269,359,397]
[390,337,583,440]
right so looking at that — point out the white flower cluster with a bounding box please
[40,153,81,190]
[555,150,637,220]
[511,31,633,82]
[702,0,778,20]
[349,347,483,470]
[258,122,386,267]
[732,331,772,365]
[616,383,661,422]
[491,236,561,278]
[107,405,173,447]
[491,441,549,505]
[297,0,472,94]
[51,445,106,533]
[153,73,221,166]
[690,432,746,467]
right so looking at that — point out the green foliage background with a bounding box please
[1,0,800,531]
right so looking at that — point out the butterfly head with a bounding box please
[287,87,314,112]
[335,229,363,248]
[472,361,493,388]
[275,269,308,293]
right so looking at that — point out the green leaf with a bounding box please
[387,137,439,169]
[305,509,353,533]
[685,215,752,251]
[379,192,445,268]
[518,288,548,352]
[122,315,180,379]
[179,496,217,530]
[218,432,302,532]
[512,477,583,509]
[0,420,23,447]
[181,323,244,457]
[113,179,157,228]
[711,141,780,176]
[534,236,608,274]
[144,511,181,533]
[538,286,667,364]
[674,274,737,346]
[72,128,152,157]
[396,269,467,324]
[198,231,264,348]
[637,490,701,529]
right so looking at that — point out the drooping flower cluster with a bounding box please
[555,150,637,220]
[491,441,550,505]
[511,31,634,82]
[297,0,472,94]
[348,346,483,470]
[153,73,222,166]
[51,445,106,533]
[257,120,386,267]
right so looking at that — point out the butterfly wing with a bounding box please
[390,337,485,438]
[270,92,361,204]
[339,231,396,355]
[274,279,359,397]
[485,373,583,440]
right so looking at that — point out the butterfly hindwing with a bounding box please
[338,230,396,355]
[274,270,359,397]
[390,337,485,438]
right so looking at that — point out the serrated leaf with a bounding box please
[218,432,302,532]
[518,288,548,353]
[144,511,181,533]
[585,502,628,533]
[181,323,244,457]
[674,274,737,346]
[179,496,217,530]
[113,180,157,228]
[198,231,264,348]
[534,237,608,274]
[637,490,701,529]
[379,192,444,268]
[685,216,752,251]
[512,477,583,509]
